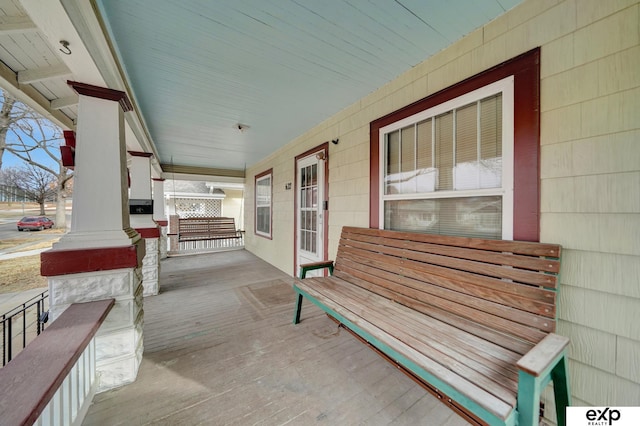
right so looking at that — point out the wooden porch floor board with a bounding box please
[83,250,471,425]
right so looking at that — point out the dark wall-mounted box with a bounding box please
[129,199,153,214]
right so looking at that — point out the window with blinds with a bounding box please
[380,77,513,239]
[255,170,272,238]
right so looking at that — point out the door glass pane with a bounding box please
[311,232,317,253]
[299,162,319,255]
[310,164,317,186]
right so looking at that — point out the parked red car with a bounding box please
[17,216,54,231]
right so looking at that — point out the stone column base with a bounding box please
[96,320,144,391]
[159,225,168,259]
[141,237,159,296]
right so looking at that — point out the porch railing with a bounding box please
[1,290,49,366]
[0,299,114,426]
[173,231,245,253]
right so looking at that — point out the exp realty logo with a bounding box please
[567,407,640,426]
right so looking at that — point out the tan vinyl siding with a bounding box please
[245,0,640,413]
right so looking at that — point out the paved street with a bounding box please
[0,209,68,313]
[0,209,70,251]
[0,220,62,256]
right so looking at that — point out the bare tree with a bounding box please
[0,165,56,215]
[0,90,72,228]
[0,93,24,170]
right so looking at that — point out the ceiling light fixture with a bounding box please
[236,123,250,133]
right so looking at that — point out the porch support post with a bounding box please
[41,81,144,392]
[129,152,160,296]
[152,178,168,259]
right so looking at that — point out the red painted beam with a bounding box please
[135,227,161,239]
[41,240,145,277]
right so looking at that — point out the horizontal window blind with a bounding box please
[381,87,508,239]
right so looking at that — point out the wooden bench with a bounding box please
[293,226,570,426]
[178,217,242,242]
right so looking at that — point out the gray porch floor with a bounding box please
[83,250,470,426]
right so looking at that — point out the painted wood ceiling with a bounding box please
[0,0,77,128]
[96,0,522,173]
[0,0,522,176]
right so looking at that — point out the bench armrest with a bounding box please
[299,260,334,279]
[517,333,570,377]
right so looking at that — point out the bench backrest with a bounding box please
[179,217,237,234]
[333,227,561,353]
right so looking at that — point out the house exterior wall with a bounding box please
[221,188,245,231]
[245,0,640,409]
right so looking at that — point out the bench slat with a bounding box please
[296,280,514,421]
[339,255,556,321]
[338,247,556,306]
[336,246,556,318]
[312,277,522,392]
[326,272,534,356]
[342,227,561,258]
[327,285,518,402]
[340,237,558,288]
[333,266,548,345]
[334,258,555,338]
[341,230,560,273]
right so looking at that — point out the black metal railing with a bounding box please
[1,290,49,366]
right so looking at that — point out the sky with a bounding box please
[1,146,61,170]
[1,90,64,172]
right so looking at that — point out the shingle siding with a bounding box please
[246,0,640,411]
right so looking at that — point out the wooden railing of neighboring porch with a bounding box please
[168,216,244,254]
[0,299,114,426]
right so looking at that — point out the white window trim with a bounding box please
[378,76,515,239]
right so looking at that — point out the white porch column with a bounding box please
[41,82,144,392]
[152,178,168,259]
[129,152,160,296]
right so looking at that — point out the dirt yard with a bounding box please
[0,232,62,294]
[0,255,48,293]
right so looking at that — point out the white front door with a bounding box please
[296,153,325,277]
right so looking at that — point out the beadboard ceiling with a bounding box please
[0,0,522,176]
[95,0,522,174]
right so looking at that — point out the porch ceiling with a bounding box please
[94,0,522,174]
[0,0,522,177]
